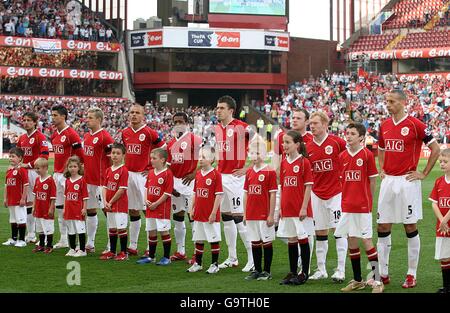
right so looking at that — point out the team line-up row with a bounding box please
[2,94,450,293]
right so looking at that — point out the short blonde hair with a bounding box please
[310,111,330,125]
[199,145,216,163]
[441,148,450,158]
[248,135,267,154]
[34,158,48,169]
[87,107,104,122]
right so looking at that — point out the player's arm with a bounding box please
[82,199,88,217]
[267,191,276,227]
[243,191,248,222]
[209,193,223,224]
[421,140,440,178]
[149,193,170,211]
[108,188,126,207]
[189,195,196,221]
[48,199,55,218]
[300,184,312,221]
[20,183,29,207]
[369,176,377,198]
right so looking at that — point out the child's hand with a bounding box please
[3,200,7,208]
[299,208,307,221]
[105,202,112,212]
[81,208,86,217]
[148,202,158,211]
[146,200,152,208]
[48,209,54,218]
[208,213,215,224]
[438,221,450,235]
[266,216,274,227]
[189,209,194,221]
[19,199,26,207]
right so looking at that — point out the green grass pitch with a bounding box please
[0,159,443,293]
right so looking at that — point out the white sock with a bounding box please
[308,234,315,266]
[26,210,35,238]
[316,239,328,273]
[335,237,348,273]
[407,233,420,277]
[86,215,98,248]
[377,234,392,277]
[174,220,186,255]
[223,220,237,260]
[58,212,67,243]
[129,219,141,250]
[236,222,253,264]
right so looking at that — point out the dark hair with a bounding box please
[23,112,39,124]
[111,143,126,154]
[9,147,24,158]
[51,105,68,120]
[173,112,189,123]
[347,122,366,137]
[293,108,310,120]
[285,130,308,157]
[151,148,168,162]
[217,95,237,112]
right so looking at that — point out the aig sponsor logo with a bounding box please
[107,182,117,191]
[53,144,64,154]
[439,197,450,208]
[84,145,94,157]
[6,178,16,186]
[249,185,262,195]
[127,144,142,155]
[216,141,230,152]
[36,192,47,201]
[66,192,79,201]
[171,153,184,164]
[197,188,209,198]
[148,186,161,196]
[384,139,404,152]
[283,176,298,187]
[312,159,333,172]
[345,170,361,182]
[23,147,33,156]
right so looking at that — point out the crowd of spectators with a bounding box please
[258,71,450,144]
[0,47,104,69]
[0,76,121,97]
[0,97,218,143]
[0,0,115,41]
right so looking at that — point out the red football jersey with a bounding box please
[145,168,173,219]
[378,116,434,176]
[64,176,89,220]
[5,167,29,206]
[429,176,450,238]
[17,129,49,169]
[103,165,129,214]
[275,130,313,158]
[280,155,314,217]
[51,126,84,173]
[340,147,378,213]
[83,129,114,186]
[121,125,165,172]
[306,134,346,200]
[193,168,223,222]
[167,132,202,178]
[33,176,56,219]
[244,165,278,220]
[215,119,250,174]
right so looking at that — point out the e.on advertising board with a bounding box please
[128,27,289,52]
